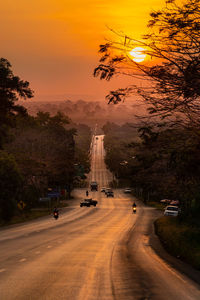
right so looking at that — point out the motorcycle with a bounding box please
[53,211,59,219]
[133,207,136,214]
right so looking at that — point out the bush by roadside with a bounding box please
[145,201,165,210]
[155,217,200,270]
[0,200,70,227]
[0,209,51,227]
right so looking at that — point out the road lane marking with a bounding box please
[19,258,26,262]
[0,269,6,273]
[47,245,52,249]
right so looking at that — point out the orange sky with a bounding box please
[1,0,165,101]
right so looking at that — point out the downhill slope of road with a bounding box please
[0,135,200,300]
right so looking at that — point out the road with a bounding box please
[0,135,200,299]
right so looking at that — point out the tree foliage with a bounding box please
[0,58,33,148]
[103,122,200,215]
[94,0,200,127]
[0,151,23,221]
[6,112,76,203]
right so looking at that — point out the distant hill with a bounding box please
[20,99,147,128]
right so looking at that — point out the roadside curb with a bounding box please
[149,212,200,286]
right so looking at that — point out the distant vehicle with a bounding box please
[164,206,179,217]
[90,181,98,191]
[160,199,171,204]
[107,191,114,197]
[133,207,136,214]
[124,188,132,193]
[105,188,112,195]
[80,198,98,207]
[101,187,106,192]
[53,208,59,219]
[53,211,59,219]
[80,200,90,207]
[170,200,180,206]
[96,137,98,140]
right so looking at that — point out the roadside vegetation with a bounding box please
[0,58,91,225]
[94,0,200,269]
[155,217,200,270]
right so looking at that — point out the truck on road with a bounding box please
[90,181,98,191]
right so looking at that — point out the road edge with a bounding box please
[149,211,200,286]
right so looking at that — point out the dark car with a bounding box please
[80,198,98,207]
[105,188,112,195]
[107,191,114,197]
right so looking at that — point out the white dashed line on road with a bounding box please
[47,245,52,249]
[35,251,41,254]
[19,258,26,262]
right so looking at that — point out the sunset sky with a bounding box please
[1,0,165,102]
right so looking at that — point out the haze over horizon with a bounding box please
[1,0,165,102]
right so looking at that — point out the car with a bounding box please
[124,188,132,193]
[105,188,112,195]
[164,205,179,217]
[101,187,106,192]
[107,191,114,197]
[86,198,98,206]
[80,200,90,207]
[96,137,98,140]
[160,199,172,204]
[170,200,180,206]
[80,198,98,207]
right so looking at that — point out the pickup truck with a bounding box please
[80,198,98,207]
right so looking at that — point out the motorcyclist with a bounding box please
[53,207,59,219]
[132,202,137,213]
[53,207,59,214]
[86,190,89,197]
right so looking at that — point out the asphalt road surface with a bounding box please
[0,135,200,300]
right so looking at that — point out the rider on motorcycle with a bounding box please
[132,202,137,213]
[53,207,59,213]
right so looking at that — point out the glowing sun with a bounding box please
[129,47,146,62]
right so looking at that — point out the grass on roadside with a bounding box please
[155,216,200,270]
[0,199,72,227]
[146,201,165,210]
[0,209,52,227]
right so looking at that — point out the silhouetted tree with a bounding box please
[0,151,23,221]
[0,58,33,148]
[6,112,76,201]
[94,0,200,127]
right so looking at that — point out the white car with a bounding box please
[164,205,179,217]
[124,188,132,193]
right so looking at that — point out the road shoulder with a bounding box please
[149,209,200,286]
